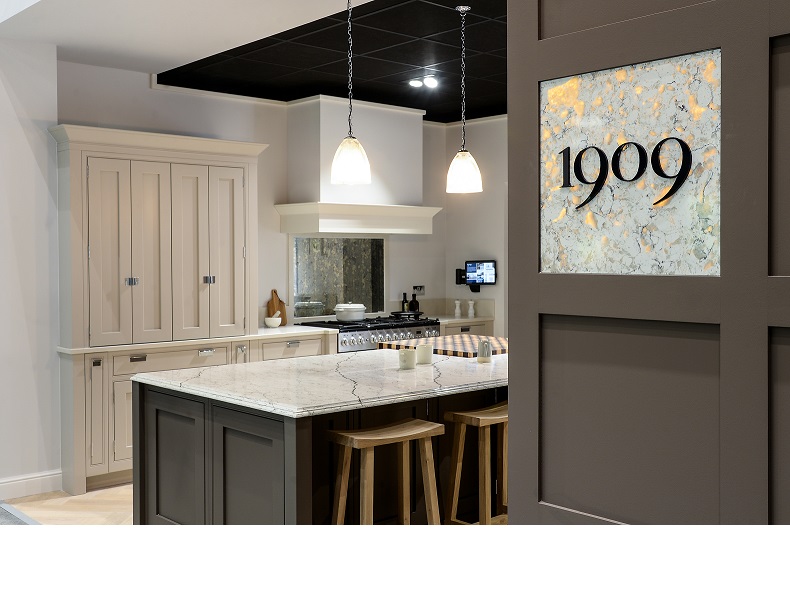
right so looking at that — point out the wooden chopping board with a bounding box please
[266,289,287,326]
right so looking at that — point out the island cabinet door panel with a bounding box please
[208,166,245,338]
[131,161,172,344]
[88,158,132,347]
[143,391,207,525]
[172,164,210,341]
[211,406,285,524]
[111,380,134,470]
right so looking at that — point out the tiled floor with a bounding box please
[6,484,133,525]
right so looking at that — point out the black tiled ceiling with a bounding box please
[157,0,507,122]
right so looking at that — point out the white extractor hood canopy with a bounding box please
[278,95,440,234]
[275,203,441,235]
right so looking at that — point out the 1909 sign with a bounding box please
[559,137,692,209]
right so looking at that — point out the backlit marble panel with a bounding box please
[540,49,721,275]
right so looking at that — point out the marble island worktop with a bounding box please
[132,349,508,419]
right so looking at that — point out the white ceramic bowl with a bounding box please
[333,303,366,321]
[264,317,282,328]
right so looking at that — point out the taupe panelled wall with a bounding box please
[509,0,790,524]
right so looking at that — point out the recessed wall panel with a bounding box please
[770,328,790,524]
[540,315,720,524]
[770,36,790,276]
[539,0,710,40]
[540,50,721,275]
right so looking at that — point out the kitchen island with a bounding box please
[132,349,507,524]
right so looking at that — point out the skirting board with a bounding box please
[0,469,62,501]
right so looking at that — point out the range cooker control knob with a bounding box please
[358,336,365,344]
[341,339,348,346]
[351,338,357,345]
[385,334,391,342]
[407,332,414,339]
[399,333,406,340]
[378,334,385,342]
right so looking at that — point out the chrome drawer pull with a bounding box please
[286,341,301,348]
[92,358,103,367]
[129,355,147,363]
[237,345,247,354]
[203,275,216,284]
[198,348,216,356]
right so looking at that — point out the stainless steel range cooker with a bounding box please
[298,315,440,353]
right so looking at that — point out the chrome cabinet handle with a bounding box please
[198,348,216,356]
[125,277,140,286]
[203,275,216,284]
[92,358,103,367]
[286,341,301,348]
[129,355,147,363]
[237,345,247,354]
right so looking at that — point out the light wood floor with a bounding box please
[6,484,133,525]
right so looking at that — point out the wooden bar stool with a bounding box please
[328,418,445,525]
[444,402,508,525]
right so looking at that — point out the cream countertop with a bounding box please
[56,324,338,355]
[132,349,507,419]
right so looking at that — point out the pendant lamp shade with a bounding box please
[446,6,482,194]
[331,136,371,185]
[446,150,482,193]
[331,0,371,186]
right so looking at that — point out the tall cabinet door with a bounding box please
[172,164,210,341]
[88,158,132,347]
[209,166,245,338]
[111,380,134,469]
[131,161,172,344]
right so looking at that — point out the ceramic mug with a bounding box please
[416,343,433,364]
[399,348,416,369]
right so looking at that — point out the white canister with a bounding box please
[416,343,433,364]
[477,339,492,363]
[399,348,416,369]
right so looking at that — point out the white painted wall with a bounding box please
[0,40,60,499]
[57,61,291,325]
[443,116,508,337]
[388,123,447,305]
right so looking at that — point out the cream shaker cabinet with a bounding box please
[172,165,245,341]
[53,125,267,495]
[88,158,172,347]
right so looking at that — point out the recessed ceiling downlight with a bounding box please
[409,79,424,87]
[423,75,438,88]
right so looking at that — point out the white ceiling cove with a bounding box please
[0,0,373,73]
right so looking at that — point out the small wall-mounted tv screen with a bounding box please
[465,260,497,285]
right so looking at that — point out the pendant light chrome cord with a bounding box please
[446,5,482,193]
[346,0,354,138]
[331,0,371,185]
[459,5,468,151]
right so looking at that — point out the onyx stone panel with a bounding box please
[770,328,790,524]
[540,315,720,524]
[770,35,790,276]
[538,0,709,39]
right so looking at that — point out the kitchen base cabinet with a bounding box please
[134,387,289,525]
[212,406,285,524]
[142,390,207,525]
[442,322,493,337]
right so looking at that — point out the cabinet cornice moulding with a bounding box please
[274,203,442,235]
[49,124,268,158]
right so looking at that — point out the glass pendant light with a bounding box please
[331,0,371,185]
[446,6,482,194]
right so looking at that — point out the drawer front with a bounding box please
[262,338,323,361]
[444,323,487,336]
[113,346,228,375]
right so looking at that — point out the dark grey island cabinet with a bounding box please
[134,386,297,525]
[131,350,509,524]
